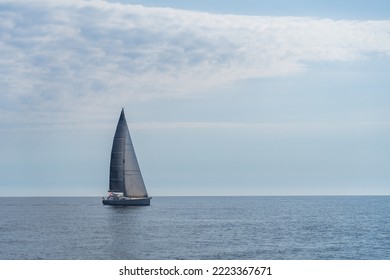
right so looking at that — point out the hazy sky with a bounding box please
[1,0,390,196]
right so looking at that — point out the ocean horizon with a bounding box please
[1,196,389,260]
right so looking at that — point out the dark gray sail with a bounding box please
[109,109,148,198]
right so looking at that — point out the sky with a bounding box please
[1,0,390,196]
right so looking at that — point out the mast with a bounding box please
[109,109,148,198]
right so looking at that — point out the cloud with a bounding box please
[129,121,390,132]
[1,0,390,127]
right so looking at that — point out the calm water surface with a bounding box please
[0,196,389,259]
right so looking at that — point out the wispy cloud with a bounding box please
[1,0,390,127]
[130,121,390,132]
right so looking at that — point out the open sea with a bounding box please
[0,196,389,260]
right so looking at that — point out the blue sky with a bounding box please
[109,0,390,19]
[1,0,390,196]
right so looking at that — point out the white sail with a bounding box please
[109,109,148,198]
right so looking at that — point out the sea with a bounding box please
[0,196,389,260]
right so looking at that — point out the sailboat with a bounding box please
[102,109,151,206]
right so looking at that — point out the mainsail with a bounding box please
[109,109,148,198]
